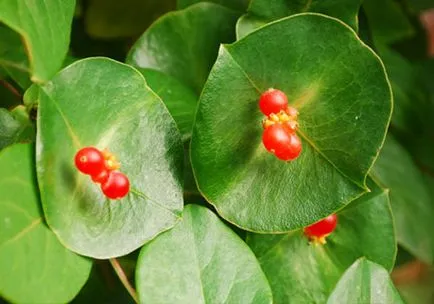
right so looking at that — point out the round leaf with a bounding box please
[327,258,404,304]
[137,68,198,141]
[136,204,273,304]
[36,58,184,258]
[237,0,362,39]
[126,2,239,94]
[191,13,392,232]
[246,183,396,303]
[177,0,249,11]
[0,0,76,82]
[0,144,92,304]
[371,135,434,264]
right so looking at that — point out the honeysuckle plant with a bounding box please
[1,0,434,303]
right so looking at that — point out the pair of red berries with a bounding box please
[303,214,338,244]
[74,147,130,199]
[259,89,302,161]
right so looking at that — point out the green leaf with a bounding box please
[85,0,175,39]
[371,135,434,264]
[137,69,197,141]
[0,106,35,151]
[0,144,92,304]
[237,0,362,39]
[191,13,392,232]
[363,0,415,44]
[126,2,239,94]
[0,0,76,82]
[36,58,184,259]
[0,26,31,89]
[136,204,273,304]
[177,0,249,11]
[327,258,404,304]
[246,183,396,303]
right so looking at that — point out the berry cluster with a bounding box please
[74,147,130,199]
[303,214,338,244]
[259,89,302,161]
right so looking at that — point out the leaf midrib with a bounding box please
[222,46,365,190]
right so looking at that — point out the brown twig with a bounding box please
[109,258,139,303]
[0,79,22,101]
[392,260,428,285]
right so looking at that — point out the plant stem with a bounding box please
[109,258,139,303]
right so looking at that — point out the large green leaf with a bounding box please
[237,0,361,39]
[126,2,239,94]
[371,135,434,264]
[0,106,35,151]
[0,0,76,83]
[137,68,197,141]
[191,13,392,232]
[327,258,404,304]
[0,144,92,304]
[0,26,31,89]
[246,183,396,303]
[85,0,175,39]
[136,204,273,304]
[36,58,184,259]
[177,0,249,11]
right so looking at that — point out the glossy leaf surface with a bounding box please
[126,3,239,94]
[0,144,92,304]
[247,184,396,303]
[136,204,272,304]
[0,0,76,82]
[37,58,184,258]
[327,258,404,304]
[237,0,361,39]
[191,13,392,232]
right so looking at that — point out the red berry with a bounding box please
[259,89,288,116]
[91,169,110,184]
[75,147,106,176]
[101,171,130,199]
[262,124,302,161]
[304,214,338,238]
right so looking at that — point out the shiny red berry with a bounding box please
[262,124,302,161]
[75,147,106,176]
[91,169,110,184]
[304,214,338,238]
[259,89,288,116]
[101,171,130,199]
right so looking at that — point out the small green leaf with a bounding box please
[237,0,362,39]
[0,26,31,89]
[177,0,249,11]
[85,0,175,39]
[126,2,239,94]
[0,144,92,304]
[37,58,184,258]
[0,0,76,82]
[0,106,35,151]
[136,204,273,304]
[327,258,404,304]
[371,135,434,264]
[191,13,392,232]
[246,183,396,303]
[137,69,197,141]
[363,0,415,44]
